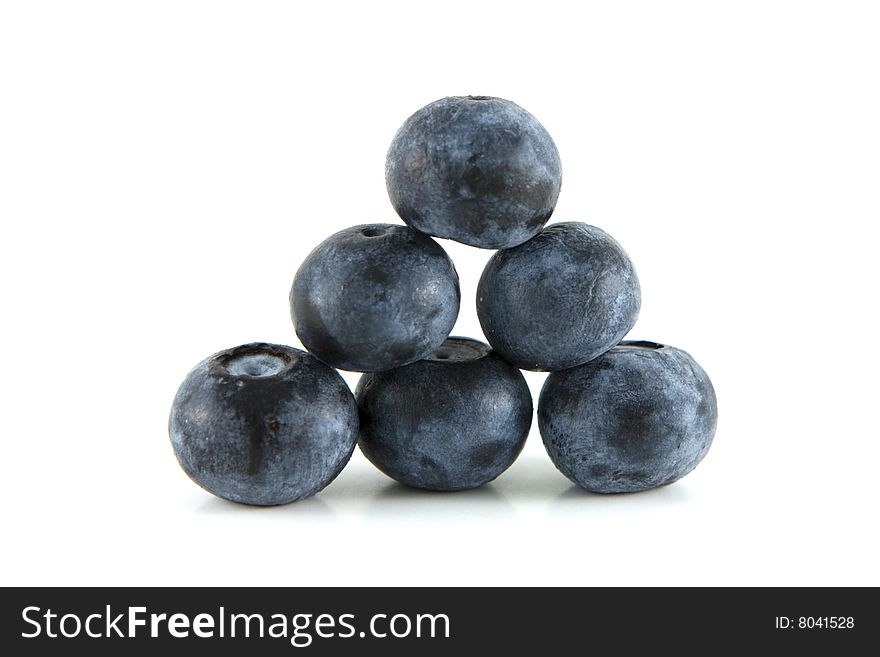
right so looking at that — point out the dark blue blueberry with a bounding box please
[290,223,460,372]
[386,96,562,249]
[356,337,532,491]
[169,343,359,505]
[477,221,641,371]
[538,341,717,493]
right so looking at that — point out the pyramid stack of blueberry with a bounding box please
[170,96,718,505]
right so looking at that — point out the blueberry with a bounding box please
[290,223,460,372]
[386,96,562,249]
[477,222,641,371]
[538,341,717,493]
[169,343,358,505]
[356,337,532,491]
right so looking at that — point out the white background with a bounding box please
[2,1,878,586]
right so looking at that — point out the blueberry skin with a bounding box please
[386,96,562,249]
[356,337,532,491]
[290,224,461,372]
[538,341,717,493]
[477,222,641,371]
[169,343,359,505]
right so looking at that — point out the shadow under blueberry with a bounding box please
[361,480,517,520]
[195,494,335,519]
[556,481,693,504]
[190,454,695,517]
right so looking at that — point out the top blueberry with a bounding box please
[386,96,562,249]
